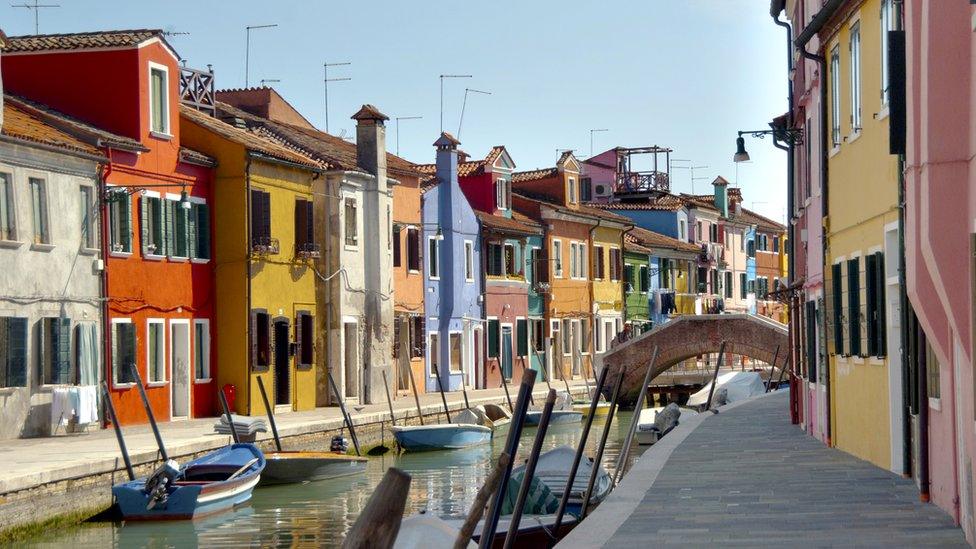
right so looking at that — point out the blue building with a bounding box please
[421,133,484,392]
[745,225,757,314]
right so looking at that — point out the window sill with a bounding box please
[0,239,24,249]
[429,276,441,281]
[408,269,421,275]
[144,253,165,261]
[828,145,841,159]
[112,382,136,389]
[876,105,890,121]
[147,381,168,387]
[169,256,189,263]
[194,377,213,384]
[847,130,862,144]
[30,243,55,252]
[110,250,133,258]
[191,258,211,264]
[150,131,173,141]
[929,397,941,412]
[0,386,24,395]
[465,278,474,283]
[79,247,100,256]
[344,244,359,252]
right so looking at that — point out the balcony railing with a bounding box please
[180,64,216,116]
[614,170,670,194]
[296,242,321,259]
[251,236,280,255]
[533,281,551,294]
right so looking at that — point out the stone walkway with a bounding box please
[562,391,967,548]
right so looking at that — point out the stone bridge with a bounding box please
[599,314,789,404]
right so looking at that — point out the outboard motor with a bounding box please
[330,435,349,454]
[144,459,180,510]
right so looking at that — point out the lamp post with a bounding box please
[457,88,491,140]
[589,128,608,158]
[732,128,803,163]
[244,24,277,88]
[439,74,472,133]
[395,116,422,156]
[324,62,352,134]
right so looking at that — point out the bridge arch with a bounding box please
[599,314,789,404]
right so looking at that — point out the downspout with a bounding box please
[99,149,113,426]
[245,154,253,415]
[918,319,930,501]
[588,217,603,380]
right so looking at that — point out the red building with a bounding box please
[2,30,217,424]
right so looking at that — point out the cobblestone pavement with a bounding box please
[604,391,967,547]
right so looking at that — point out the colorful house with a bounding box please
[623,237,651,335]
[420,133,483,393]
[3,30,218,425]
[626,226,701,326]
[180,101,321,416]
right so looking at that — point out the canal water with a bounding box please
[23,412,640,548]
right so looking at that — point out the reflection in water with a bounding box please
[23,412,640,548]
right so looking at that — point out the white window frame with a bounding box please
[143,190,165,260]
[448,330,464,374]
[165,193,189,261]
[80,184,99,252]
[428,235,441,280]
[880,0,892,108]
[107,184,133,257]
[849,21,862,135]
[496,178,510,211]
[594,317,603,354]
[830,44,841,148]
[0,170,18,244]
[552,238,564,278]
[193,318,211,383]
[28,175,51,248]
[344,197,359,250]
[569,242,579,279]
[464,239,474,282]
[568,176,577,204]
[678,219,686,241]
[111,318,135,387]
[427,330,440,377]
[146,318,167,385]
[562,318,572,357]
[148,61,171,137]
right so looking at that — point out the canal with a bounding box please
[21,412,641,547]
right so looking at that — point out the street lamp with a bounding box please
[244,24,277,88]
[732,128,803,163]
[457,88,491,140]
[589,128,608,158]
[439,74,472,133]
[395,116,423,156]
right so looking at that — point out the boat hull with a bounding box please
[392,424,492,451]
[573,402,610,418]
[259,452,368,486]
[524,410,582,426]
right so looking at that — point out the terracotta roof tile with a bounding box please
[5,29,167,53]
[512,167,558,183]
[416,146,505,179]
[627,226,701,254]
[2,102,102,157]
[514,192,632,226]
[351,104,389,121]
[475,210,541,236]
[587,194,685,212]
[624,234,652,254]
[736,207,786,231]
[680,194,720,212]
[179,147,217,168]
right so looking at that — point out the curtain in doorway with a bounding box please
[76,323,98,386]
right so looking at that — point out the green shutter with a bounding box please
[516,319,528,356]
[139,195,149,256]
[5,317,27,387]
[187,203,198,258]
[56,317,71,384]
[488,320,499,358]
[121,198,132,252]
[865,254,878,356]
[176,204,188,257]
[197,204,211,260]
[875,251,887,356]
[162,198,172,256]
[831,263,843,354]
[848,257,861,356]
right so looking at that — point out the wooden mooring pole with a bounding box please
[342,468,412,549]
[256,376,282,450]
[580,368,625,520]
[101,381,134,481]
[503,389,557,549]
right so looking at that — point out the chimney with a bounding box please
[712,176,729,218]
[434,131,461,197]
[352,104,389,190]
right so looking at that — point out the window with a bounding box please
[0,173,14,241]
[147,320,165,383]
[140,195,163,256]
[411,315,425,358]
[449,333,463,373]
[830,45,841,145]
[188,202,210,260]
[593,245,605,279]
[149,64,170,135]
[252,310,271,369]
[562,319,572,356]
[624,263,634,292]
[487,319,499,358]
[112,320,137,385]
[594,318,603,354]
[579,319,589,354]
[552,239,563,278]
[747,238,756,257]
[344,198,358,247]
[568,177,577,204]
[75,323,98,386]
[194,320,211,380]
[80,186,97,249]
[660,258,672,289]
[516,318,528,357]
[865,252,887,357]
[696,221,702,242]
[638,265,648,293]
[496,178,510,210]
[428,236,440,279]
[881,0,892,105]
[250,189,271,250]
[806,300,818,381]
[580,177,592,202]
[294,198,315,256]
[709,224,717,243]
[529,248,540,285]
[166,197,189,258]
[393,226,402,267]
[29,177,49,245]
[530,319,545,352]
[740,273,747,299]
[849,22,862,132]
[504,243,516,277]
[407,227,421,271]
[429,332,440,375]
[724,271,733,299]
[847,257,861,356]
[109,190,132,253]
[678,220,686,241]
[609,248,622,281]
[831,262,844,354]
[926,339,941,399]
[773,236,780,253]
[577,243,586,279]
[38,317,71,385]
[487,242,504,276]
[464,240,474,281]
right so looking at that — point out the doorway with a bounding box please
[501,325,514,381]
[170,320,190,419]
[273,319,291,406]
[343,321,359,399]
[571,320,582,377]
[550,320,562,381]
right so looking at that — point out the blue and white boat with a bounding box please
[391,423,492,452]
[112,443,265,520]
[523,410,582,426]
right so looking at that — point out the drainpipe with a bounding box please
[918,321,930,502]
[99,149,113,427]
[245,154,253,415]
[588,218,603,379]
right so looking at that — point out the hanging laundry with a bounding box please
[51,387,72,427]
[76,386,99,425]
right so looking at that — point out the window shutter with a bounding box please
[516,318,528,356]
[261,192,271,241]
[111,323,119,384]
[393,318,401,359]
[56,317,71,384]
[140,195,149,256]
[539,245,549,283]
[295,199,308,251]
[6,317,27,387]
[197,204,211,260]
[306,201,314,246]
[865,254,878,356]
[120,198,132,252]
[806,301,818,381]
[487,320,499,358]
[187,203,198,258]
[249,311,258,369]
[875,251,887,355]
[160,198,170,256]
[848,258,861,356]
[830,263,843,354]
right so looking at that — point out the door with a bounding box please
[397,316,410,391]
[343,322,359,399]
[273,319,291,406]
[550,322,562,381]
[501,326,513,381]
[469,325,483,389]
[571,320,582,377]
[170,321,190,419]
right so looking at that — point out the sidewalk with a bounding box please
[561,391,967,547]
[0,382,586,496]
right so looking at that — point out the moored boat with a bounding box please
[391,423,492,452]
[259,451,368,486]
[524,409,581,426]
[510,445,611,516]
[112,443,265,520]
[572,401,611,418]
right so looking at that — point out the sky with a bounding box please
[4,0,789,222]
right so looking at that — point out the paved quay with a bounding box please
[561,391,967,548]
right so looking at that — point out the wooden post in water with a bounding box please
[480,369,537,549]
[774,356,790,390]
[503,389,557,549]
[551,365,611,541]
[580,369,625,520]
[533,348,554,393]
[327,369,361,456]
[341,468,412,549]
[218,383,240,444]
[764,345,780,393]
[455,452,511,549]
[129,363,168,461]
[407,361,424,425]
[433,367,452,423]
[102,382,134,481]
[614,346,659,486]
[704,341,727,411]
[382,370,397,427]
[499,371,514,412]
[256,377,282,451]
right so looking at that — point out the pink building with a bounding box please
[904,0,976,539]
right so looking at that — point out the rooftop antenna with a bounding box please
[671,159,709,194]
[324,61,352,134]
[259,78,280,86]
[12,0,59,35]
[395,116,422,157]
[439,74,472,133]
[456,87,491,141]
[589,128,608,158]
[244,23,277,88]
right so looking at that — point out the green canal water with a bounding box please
[22,412,641,548]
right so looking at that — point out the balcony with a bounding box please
[251,236,280,256]
[614,170,670,195]
[533,281,551,294]
[179,64,216,116]
[296,242,321,259]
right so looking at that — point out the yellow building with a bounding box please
[590,221,631,350]
[821,0,903,471]
[180,105,324,415]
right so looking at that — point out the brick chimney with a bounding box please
[352,104,389,189]
[712,176,729,218]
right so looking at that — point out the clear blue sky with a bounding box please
[5,0,788,221]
